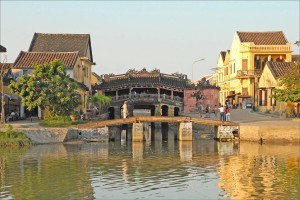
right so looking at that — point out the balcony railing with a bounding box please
[241,45,291,52]
[109,93,184,103]
[237,70,262,78]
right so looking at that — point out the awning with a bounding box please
[237,95,251,98]
[227,94,236,98]
[0,93,21,100]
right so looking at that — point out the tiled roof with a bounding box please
[14,51,79,68]
[266,61,295,78]
[237,31,288,45]
[0,63,13,70]
[92,72,101,80]
[28,33,93,62]
[0,45,6,52]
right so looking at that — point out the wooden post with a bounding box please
[178,122,192,141]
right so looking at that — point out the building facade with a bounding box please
[10,33,95,118]
[216,31,293,109]
[258,61,299,116]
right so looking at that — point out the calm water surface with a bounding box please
[0,138,299,199]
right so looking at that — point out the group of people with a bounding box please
[202,104,230,121]
[218,105,230,121]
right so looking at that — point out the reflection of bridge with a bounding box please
[78,116,239,141]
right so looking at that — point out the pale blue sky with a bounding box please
[1,1,299,80]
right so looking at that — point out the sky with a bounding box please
[1,1,299,81]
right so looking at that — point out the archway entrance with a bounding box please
[108,107,115,119]
[161,105,168,116]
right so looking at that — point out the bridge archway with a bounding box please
[108,107,115,119]
[161,105,169,116]
[133,105,155,116]
[174,107,180,116]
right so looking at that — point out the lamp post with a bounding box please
[192,58,205,83]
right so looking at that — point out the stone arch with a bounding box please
[161,105,169,116]
[108,107,115,119]
[174,107,180,116]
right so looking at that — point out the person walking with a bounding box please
[218,105,225,121]
[225,106,231,121]
[213,105,218,118]
[122,101,128,119]
[205,105,210,118]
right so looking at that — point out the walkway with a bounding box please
[184,108,299,128]
[4,109,299,129]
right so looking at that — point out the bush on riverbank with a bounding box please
[39,116,86,127]
[0,125,30,147]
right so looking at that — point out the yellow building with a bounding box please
[258,61,298,115]
[12,51,90,118]
[91,72,102,86]
[217,31,293,109]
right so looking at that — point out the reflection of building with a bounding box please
[216,31,293,108]
[217,142,300,199]
[11,33,95,118]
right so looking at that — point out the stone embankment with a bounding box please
[239,119,300,143]
[2,109,300,144]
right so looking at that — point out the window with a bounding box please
[242,59,248,71]
[23,70,28,75]
[224,67,228,76]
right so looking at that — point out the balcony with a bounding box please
[237,70,262,78]
[241,45,292,52]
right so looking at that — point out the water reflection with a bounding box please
[0,141,299,199]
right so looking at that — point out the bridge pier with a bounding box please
[132,123,144,142]
[178,122,193,141]
[215,125,239,141]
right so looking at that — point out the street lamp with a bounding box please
[192,58,205,83]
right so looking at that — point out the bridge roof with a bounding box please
[95,72,193,91]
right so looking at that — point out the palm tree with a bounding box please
[88,94,112,115]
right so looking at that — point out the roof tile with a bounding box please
[237,31,288,45]
[13,51,79,68]
[266,61,295,78]
[28,33,93,62]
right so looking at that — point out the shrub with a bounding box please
[0,125,30,147]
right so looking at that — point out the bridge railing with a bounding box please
[113,94,183,103]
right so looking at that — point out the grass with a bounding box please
[39,116,88,127]
[0,125,30,147]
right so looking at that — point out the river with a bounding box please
[0,138,299,199]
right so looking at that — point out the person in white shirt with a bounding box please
[218,105,225,121]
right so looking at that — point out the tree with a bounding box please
[9,59,81,118]
[88,93,111,114]
[272,62,300,103]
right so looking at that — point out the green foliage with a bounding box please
[0,125,30,146]
[9,59,81,117]
[272,63,300,103]
[39,116,86,127]
[88,93,112,113]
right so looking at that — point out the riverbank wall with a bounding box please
[2,118,299,144]
[239,120,300,143]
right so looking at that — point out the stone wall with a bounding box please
[16,127,79,144]
[239,125,300,143]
